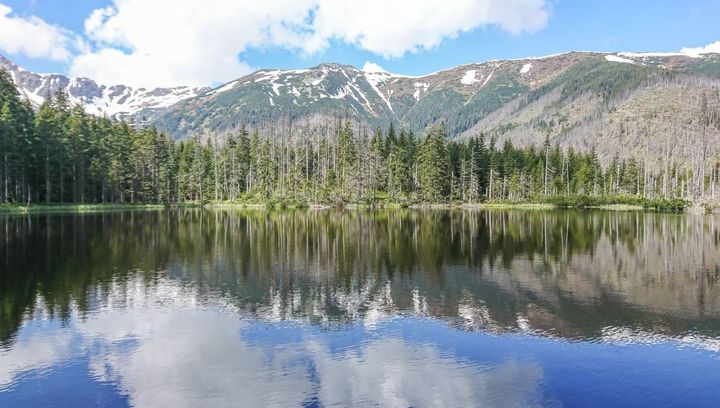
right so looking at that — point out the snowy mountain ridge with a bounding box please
[0,55,209,118]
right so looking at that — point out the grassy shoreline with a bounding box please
[206,195,690,212]
[0,195,697,214]
[0,203,181,215]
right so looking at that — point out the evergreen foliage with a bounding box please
[0,68,714,209]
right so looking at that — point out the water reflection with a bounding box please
[1,209,720,407]
[3,209,719,342]
[2,277,554,407]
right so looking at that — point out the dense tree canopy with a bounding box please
[0,68,717,206]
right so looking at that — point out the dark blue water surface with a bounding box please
[1,209,719,407]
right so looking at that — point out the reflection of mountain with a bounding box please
[1,209,719,345]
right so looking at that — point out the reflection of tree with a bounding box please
[1,209,719,345]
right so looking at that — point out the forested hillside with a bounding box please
[5,52,720,173]
[2,67,717,207]
[139,52,720,169]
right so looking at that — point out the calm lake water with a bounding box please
[1,209,719,407]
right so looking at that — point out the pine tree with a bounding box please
[34,97,57,203]
[368,127,385,199]
[417,124,450,202]
[387,144,408,199]
[257,139,274,198]
[337,120,356,199]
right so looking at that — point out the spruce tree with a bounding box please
[417,124,450,202]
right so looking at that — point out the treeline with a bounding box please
[1,69,717,206]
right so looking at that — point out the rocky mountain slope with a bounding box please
[3,52,720,164]
[143,51,720,165]
[0,55,208,119]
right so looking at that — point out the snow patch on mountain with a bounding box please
[211,80,240,95]
[413,82,429,101]
[460,70,478,85]
[84,86,205,117]
[605,55,635,64]
[618,51,703,59]
[254,70,281,83]
[362,62,394,112]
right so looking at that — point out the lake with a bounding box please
[1,209,719,407]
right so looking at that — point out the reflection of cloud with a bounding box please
[79,301,552,407]
[81,312,312,408]
[0,330,71,386]
[309,339,551,408]
[4,276,555,407]
[72,277,552,407]
[75,278,312,408]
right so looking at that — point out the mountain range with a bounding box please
[0,55,209,119]
[2,51,720,164]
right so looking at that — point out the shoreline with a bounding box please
[1,197,710,214]
[0,203,188,215]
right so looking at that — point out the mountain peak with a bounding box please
[312,62,358,71]
[0,54,208,118]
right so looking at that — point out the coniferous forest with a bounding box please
[0,68,714,209]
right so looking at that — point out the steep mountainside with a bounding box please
[142,51,720,163]
[147,53,600,138]
[0,55,209,119]
[4,52,720,164]
[453,53,720,164]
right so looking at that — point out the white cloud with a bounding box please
[1,0,551,87]
[681,40,720,57]
[308,0,550,58]
[68,0,551,87]
[362,61,388,73]
[0,4,75,61]
[68,0,319,87]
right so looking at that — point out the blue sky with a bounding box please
[1,0,719,87]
